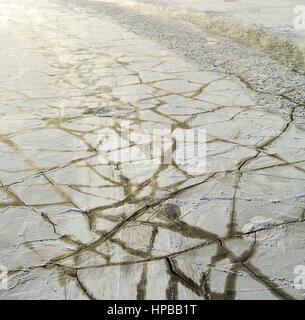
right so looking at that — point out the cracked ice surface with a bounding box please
[0,0,304,300]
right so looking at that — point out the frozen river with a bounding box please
[0,0,304,299]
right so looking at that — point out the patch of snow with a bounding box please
[242,216,277,233]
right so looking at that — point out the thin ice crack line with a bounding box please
[219,240,295,300]
[0,136,96,211]
[50,173,218,263]
[0,155,303,192]
[75,270,96,300]
[0,135,295,202]
[5,222,299,300]
[0,154,98,188]
[165,257,207,299]
[5,217,304,299]
[8,218,305,274]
